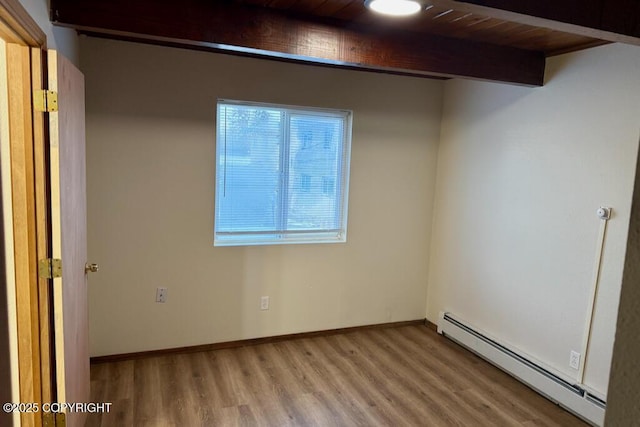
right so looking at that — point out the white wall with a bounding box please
[18,0,78,64]
[427,43,640,397]
[81,37,443,357]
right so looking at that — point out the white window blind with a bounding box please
[214,100,352,246]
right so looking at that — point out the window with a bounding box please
[214,100,352,246]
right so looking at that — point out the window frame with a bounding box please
[214,99,353,247]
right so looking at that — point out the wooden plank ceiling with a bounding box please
[50,0,640,86]
[237,0,607,55]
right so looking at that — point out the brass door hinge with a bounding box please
[34,90,58,112]
[42,411,66,427]
[39,258,62,279]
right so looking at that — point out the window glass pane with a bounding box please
[288,114,343,231]
[216,105,282,233]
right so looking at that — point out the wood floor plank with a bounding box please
[288,337,389,426]
[87,325,588,427]
[276,340,375,426]
[304,336,410,426]
[217,349,254,407]
[380,327,535,423]
[396,326,566,424]
[346,331,473,425]
[234,346,301,426]
[132,356,165,426]
[329,333,458,426]
[185,352,217,424]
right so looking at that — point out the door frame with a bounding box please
[0,1,51,426]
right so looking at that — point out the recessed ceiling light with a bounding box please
[364,0,422,17]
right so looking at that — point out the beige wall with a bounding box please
[81,37,443,356]
[427,43,640,398]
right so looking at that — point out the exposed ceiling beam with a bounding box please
[50,0,545,86]
[432,0,640,45]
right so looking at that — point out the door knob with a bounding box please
[85,263,99,274]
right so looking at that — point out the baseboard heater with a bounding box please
[437,312,605,426]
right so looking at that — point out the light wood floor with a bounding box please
[86,325,587,426]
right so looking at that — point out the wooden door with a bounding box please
[48,49,89,427]
[2,39,52,427]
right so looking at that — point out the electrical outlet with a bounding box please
[569,350,580,370]
[260,296,269,310]
[156,287,167,303]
